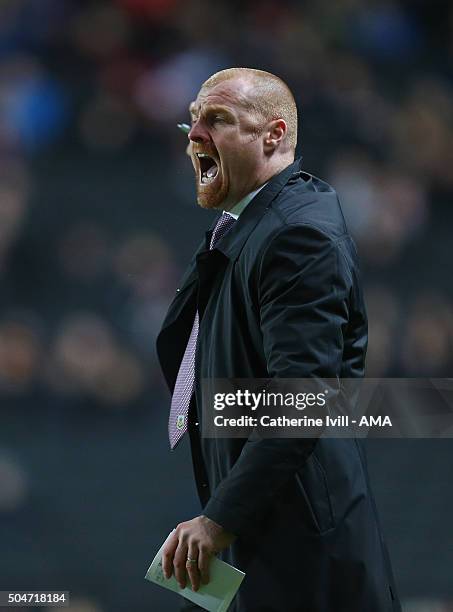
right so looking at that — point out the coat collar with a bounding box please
[211,157,304,261]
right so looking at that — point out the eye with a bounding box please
[209,114,225,125]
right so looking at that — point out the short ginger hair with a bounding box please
[201,67,298,151]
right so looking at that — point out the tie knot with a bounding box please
[209,213,236,250]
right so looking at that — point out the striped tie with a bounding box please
[168,213,236,449]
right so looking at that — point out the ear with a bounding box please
[263,119,287,152]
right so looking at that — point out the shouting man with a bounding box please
[156,68,401,612]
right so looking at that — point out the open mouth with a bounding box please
[197,153,219,185]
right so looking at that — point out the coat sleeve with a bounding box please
[202,224,352,537]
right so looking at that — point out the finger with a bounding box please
[162,531,179,579]
[186,543,201,592]
[198,546,212,585]
[173,538,189,589]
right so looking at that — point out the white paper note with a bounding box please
[145,531,245,612]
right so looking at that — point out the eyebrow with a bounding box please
[190,104,235,120]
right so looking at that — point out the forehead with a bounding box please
[191,79,249,114]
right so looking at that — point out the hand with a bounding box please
[162,515,236,591]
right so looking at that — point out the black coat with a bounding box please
[157,159,401,612]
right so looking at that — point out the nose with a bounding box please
[188,120,209,144]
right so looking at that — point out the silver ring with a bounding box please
[186,557,198,564]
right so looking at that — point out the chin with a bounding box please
[196,179,228,210]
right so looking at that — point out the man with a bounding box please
[156,68,401,612]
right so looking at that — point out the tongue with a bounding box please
[207,164,218,178]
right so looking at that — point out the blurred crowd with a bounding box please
[1,0,453,408]
[1,1,453,607]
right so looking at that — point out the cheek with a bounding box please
[218,137,258,178]
[228,150,256,178]
[222,147,245,170]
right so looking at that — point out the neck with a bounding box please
[221,156,295,212]
[257,154,294,188]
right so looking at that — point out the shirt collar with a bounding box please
[223,182,268,219]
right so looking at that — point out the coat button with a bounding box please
[201,483,208,488]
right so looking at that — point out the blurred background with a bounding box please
[0,0,452,610]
